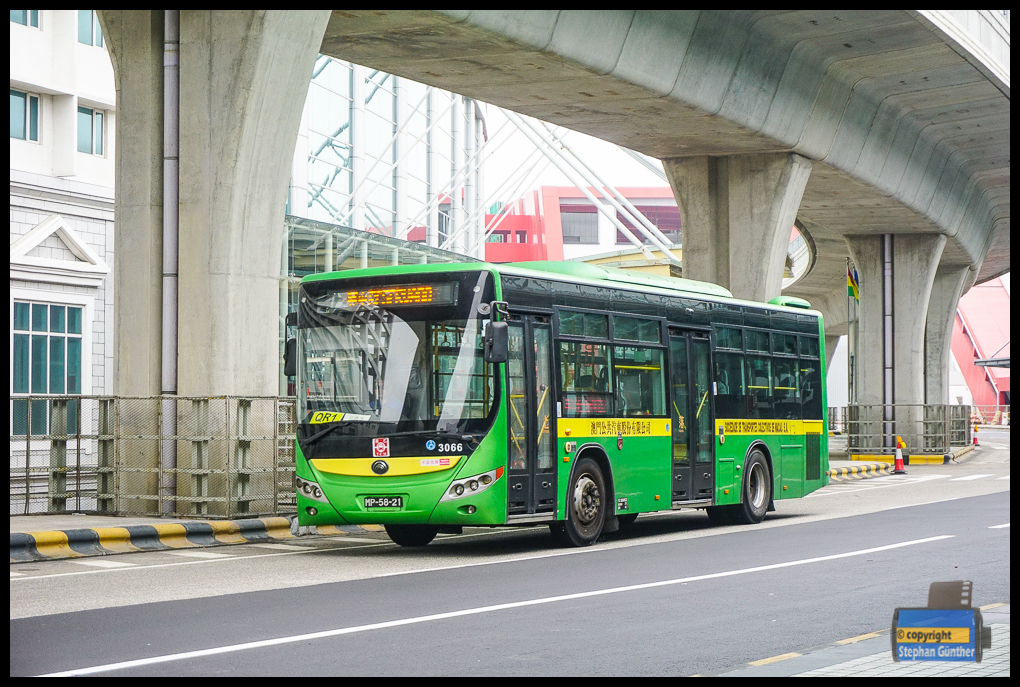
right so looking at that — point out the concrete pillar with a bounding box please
[824,335,840,375]
[846,233,947,449]
[103,11,329,398]
[100,10,165,396]
[890,235,948,406]
[924,264,970,405]
[174,11,328,397]
[663,153,811,301]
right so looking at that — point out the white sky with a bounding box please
[478,104,670,204]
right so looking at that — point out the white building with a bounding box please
[10,10,116,435]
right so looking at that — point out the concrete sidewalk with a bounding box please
[713,604,1009,677]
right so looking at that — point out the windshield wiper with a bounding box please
[301,423,347,447]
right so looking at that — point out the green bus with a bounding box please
[286,261,828,547]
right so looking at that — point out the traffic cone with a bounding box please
[893,435,907,474]
[973,424,979,446]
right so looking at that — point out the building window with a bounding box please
[77,106,104,155]
[77,9,103,46]
[10,89,39,142]
[616,205,682,245]
[12,301,84,435]
[10,10,40,27]
[560,205,598,244]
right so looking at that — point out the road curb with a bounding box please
[10,517,293,563]
[827,463,891,482]
[9,518,386,563]
[948,444,976,463]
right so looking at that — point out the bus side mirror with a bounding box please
[284,338,297,377]
[484,321,508,364]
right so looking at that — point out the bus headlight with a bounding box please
[296,476,329,503]
[441,467,504,502]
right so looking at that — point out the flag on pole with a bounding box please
[847,266,859,301]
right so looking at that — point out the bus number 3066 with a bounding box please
[437,443,464,453]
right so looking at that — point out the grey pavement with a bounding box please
[9,513,212,534]
[716,605,1009,677]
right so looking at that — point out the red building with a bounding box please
[952,277,1010,408]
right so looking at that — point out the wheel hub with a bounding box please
[573,475,600,525]
[749,462,766,510]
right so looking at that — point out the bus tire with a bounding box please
[734,449,770,525]
[384,524,438,547]
[560,457,607,547]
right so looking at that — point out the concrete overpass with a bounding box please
[99,10,1009,411]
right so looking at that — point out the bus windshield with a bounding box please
[296,273,497,436]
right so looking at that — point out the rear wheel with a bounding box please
[555,457,607,547]
[733,449,770,524]
[384,524,438,547]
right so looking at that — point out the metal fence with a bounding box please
[832,404,972,456]
[971,404,1010,426]
[10,396,297,518]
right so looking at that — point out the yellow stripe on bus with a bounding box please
[716,419,819,436]
[311,455,463,476]
[558,418,671,439]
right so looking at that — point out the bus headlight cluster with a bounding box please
[441,466,503,502]
[296,476,329,503]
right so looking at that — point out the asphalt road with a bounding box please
[11,438,1010,676]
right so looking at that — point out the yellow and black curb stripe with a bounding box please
[9,518,384,563]
[826,463,892,482]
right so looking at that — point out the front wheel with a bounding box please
[733,449,771,524]
[554,457,607,547]
[384,524,438,547]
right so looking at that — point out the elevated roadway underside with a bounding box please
[320,10,1010,320]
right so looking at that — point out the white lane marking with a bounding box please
[42,535,955,677]
[9,530,511,581]
[10,571,24,578]
[165,551,234,559]
[807,474,950,497]
[949,474,994,481]
[248,543,310,551]
[988,523,1010,529]
[996,475,1010,480]
[72,559,138,569]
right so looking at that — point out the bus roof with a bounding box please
[301,260,818,317]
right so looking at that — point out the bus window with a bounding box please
[714,352,746,417]
[772,357,801,420]
[798,336,820,358]
[716,327,742,350]
[559,341,612,417]
[745,355,773,419]
[745,329,769,353]
[614,315,661,343]
[612,346,665,416]
[772,332,798,355]
[559,310,609,338]
[800,361,822,420]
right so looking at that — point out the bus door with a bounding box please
[669,329,715,504]
[506,313,557,515]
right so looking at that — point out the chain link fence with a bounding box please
[835,404,973,456]
[10,396,297,518]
